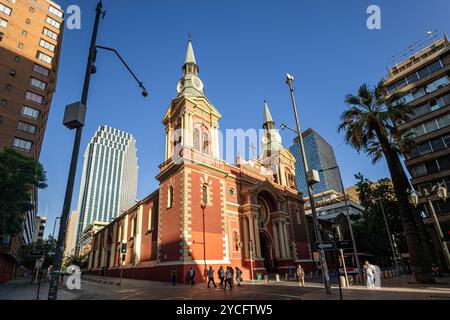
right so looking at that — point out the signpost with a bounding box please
[315,241,335,251]
[35,256,44,300]
[119,241,126,286]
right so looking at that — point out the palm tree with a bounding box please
[338,81,434,283]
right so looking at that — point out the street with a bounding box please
[0,275,449,300]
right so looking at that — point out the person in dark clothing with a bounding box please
[218,266,225,288]
[170,270,177,286]
[207,266,217,288]
[224,267,233,290]
[188,267,195,286]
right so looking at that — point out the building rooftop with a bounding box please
[385,31,449,81]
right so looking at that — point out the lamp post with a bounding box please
[408,184,450,272]
[201,202,207,282]
[318,165,363,283]
[284,73,331,294]
[373,197,401,272]
[48,1,148,300]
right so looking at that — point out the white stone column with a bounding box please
[277,221,285,258]
[188,113,193,147]
[272,222,280,258]
[282,221,290,258]
[243,217,249,259]
[165,130,169,160]
[253,213,262,258]
[135,205,143,265]
[248,215,255,256]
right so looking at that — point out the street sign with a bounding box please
[336,240,354,250]
[30,250,45,257]
[46,251,55,257]
[315,241,335,251]
[35,257,44,270]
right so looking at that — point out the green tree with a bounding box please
[338,82,433,282]
[351,173,407,266]
[63,254,88,270]
[0,148,47,235]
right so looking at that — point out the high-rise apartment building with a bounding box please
[289,128,343,196]
[32,215,46,242]
[383,31,450,264]
[76,126,138,246]
[0,0,63,283]
[0,0,63,157]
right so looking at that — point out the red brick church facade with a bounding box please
[87,38,316,283]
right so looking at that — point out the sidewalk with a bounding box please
[0,277,79,300]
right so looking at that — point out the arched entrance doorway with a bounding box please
[260,231,275,272]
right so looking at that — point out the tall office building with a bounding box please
[289,128,343,196]
[0,0,63,283]
[383,31,450,263]
[76,125,138,245]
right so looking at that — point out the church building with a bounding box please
[87,37,316,282]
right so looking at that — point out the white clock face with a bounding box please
[192,75,203,91]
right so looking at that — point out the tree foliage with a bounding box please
[0,148,47,235]
[351,173,407,267]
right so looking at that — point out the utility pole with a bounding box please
[48,1,104,300]
[285,73,331,294]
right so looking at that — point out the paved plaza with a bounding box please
[0,274,449,300]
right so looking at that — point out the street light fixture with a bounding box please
[372,197,401,273]
[48,1,148,300]
[284,73,332,294]
[408,184,450,272]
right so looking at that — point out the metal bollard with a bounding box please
[275,274,280,282]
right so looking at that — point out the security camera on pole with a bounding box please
[285,73,332,294]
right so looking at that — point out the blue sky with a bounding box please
[39,0,450,237]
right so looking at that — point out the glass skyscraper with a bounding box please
[76,125,138,244]
[289,128,342,196]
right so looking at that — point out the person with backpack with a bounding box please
[207,266,217,288]
[224,267,233,290]
[235,267,243,287]
[218,266,225,288]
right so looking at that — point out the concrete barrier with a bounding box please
[339,276,347,288]
[275,274,280,282]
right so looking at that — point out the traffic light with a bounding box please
[121,241,127,255]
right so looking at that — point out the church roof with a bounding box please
[184,35,197,64]
[263,100,274,124]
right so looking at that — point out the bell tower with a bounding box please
[259,100,297,189]
[162,35,222,164]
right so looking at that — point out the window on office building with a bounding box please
[25,91,43,104]
[30,77,47,91]
[13,137,32,151]
[17,121,37,134]
[21,105,40,119]
[33,64,50,77]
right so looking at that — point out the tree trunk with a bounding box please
[375,126,434,283]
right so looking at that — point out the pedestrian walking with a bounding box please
[296,264,305,287]
[47,265,53,281]
[235,267,242,287]
[230,266,235,286]
[364,260,376,289]
[188,267,196,286]
[224,267,233,290]
[207,266,217,288]
[170,270,177,286]
[218,266,225,288]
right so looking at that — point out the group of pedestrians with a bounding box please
[186,266,243,290]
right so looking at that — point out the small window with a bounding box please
[29,7,34,13]
[0,18,8,28]
[0,115,3,124]
[202,185,208,205]
[25,18,31,24]
[148,207,153,231]
[202,132,209,154]
[5,84,12,91]
[9,69,16,77]
[14,56,21,63]
[0,99,7,107]
[167,186,174,209]
[229,188,235,196]
[193,128,200,151]
[22,30,27,37]
[0,32,4,41]
[18,43,23,49]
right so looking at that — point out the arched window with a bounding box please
[202,132,209,154]
[193,128,200,151]
[167,186,174,209]
[202,184,208,205]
